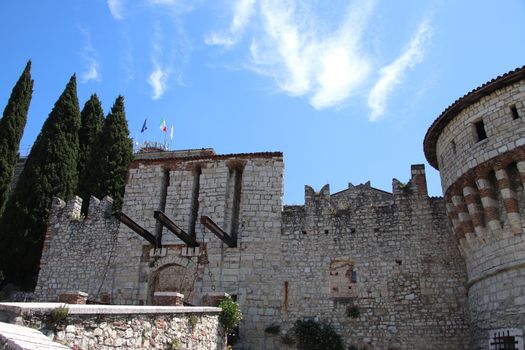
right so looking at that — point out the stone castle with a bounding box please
[33,66,525,349]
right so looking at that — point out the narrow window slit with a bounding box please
[474,120,487,142]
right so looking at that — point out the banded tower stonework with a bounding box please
[424,66,525,349]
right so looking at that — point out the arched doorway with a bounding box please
[148,254,198,305]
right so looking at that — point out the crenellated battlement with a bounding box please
[50,195,114,223]
[298,164,430,217]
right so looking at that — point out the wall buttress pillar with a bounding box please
[494,164,522,235]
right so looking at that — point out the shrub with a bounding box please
[293,319,343,350]
[48,306,69,326]
[167,338,181,350]
[218,296,242,333]
[264,323,281,334]
[281,334,296,347]
[346,305,360,319]
[188,314,199,330]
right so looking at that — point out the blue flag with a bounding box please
[141,118,148,133]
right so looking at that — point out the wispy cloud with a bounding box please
[81,59,100,83]
[205,0,433,117]
[205,0,256,47]
[367,20,432,121]
[107,0,125,20]
[147,23,171,99]
[79,28,101,83]
[148,62,169,99]
[246,0,375,109]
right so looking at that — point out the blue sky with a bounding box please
[1,0,524,204]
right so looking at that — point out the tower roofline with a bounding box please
[423,65,525,169]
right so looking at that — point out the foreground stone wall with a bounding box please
[0,303,223,350]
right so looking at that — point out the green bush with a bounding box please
[218,296,242,333]
[293,319,343,350]
[188,314,199,330]
[264,323,280,334]
[281,334,296,347]
[167,338,181,350]
[346,305,360,319]
[48,306,69,325]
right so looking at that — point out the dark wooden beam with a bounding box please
[200,215,237,247]
[154,210,199,247]
[116,212,160,248]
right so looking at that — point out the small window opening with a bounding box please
[324,229,329,234]
[489,328,523,350]
[451,140,456,155]
[301,230,307,235]
[474,120,487,142]
[511,105,520,120]
[395,259,402,266]
[351,271,357,283]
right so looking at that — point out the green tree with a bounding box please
[0,75,81,288]
[77,94,104,211]
[0,61,33,217]
[90,95,133,213]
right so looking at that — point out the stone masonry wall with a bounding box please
[34,196,119,303]
[435,79,525,191]
[35,149,473,349]
[278,173,471,349]
[0,303,223,350]
[430,70,525,349]
[110,151,285,349]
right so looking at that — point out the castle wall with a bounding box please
[110,151,285,349]
[34,196,119,302]
[278,174,471,349]
[35,149,473,349]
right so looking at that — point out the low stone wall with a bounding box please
[0,303,224,350]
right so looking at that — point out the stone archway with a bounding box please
[148,254,198,304]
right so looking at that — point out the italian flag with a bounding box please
[159,118,167,132]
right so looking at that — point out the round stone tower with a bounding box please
[424,66,525,349]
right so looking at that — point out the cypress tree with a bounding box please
[0,61,33,217]
[90,95,133,213]
[77,94,104,211]
[0,75,81,288]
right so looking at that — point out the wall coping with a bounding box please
[0,303,221,316]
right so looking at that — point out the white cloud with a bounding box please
[107,0,124,20]
[79,27,101,83]
[205,0,256,47]
[148,62,169,99]
[147,23,171,99]
[81,59,100,83]
[247,0,375,109]
[368,20,432,121]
